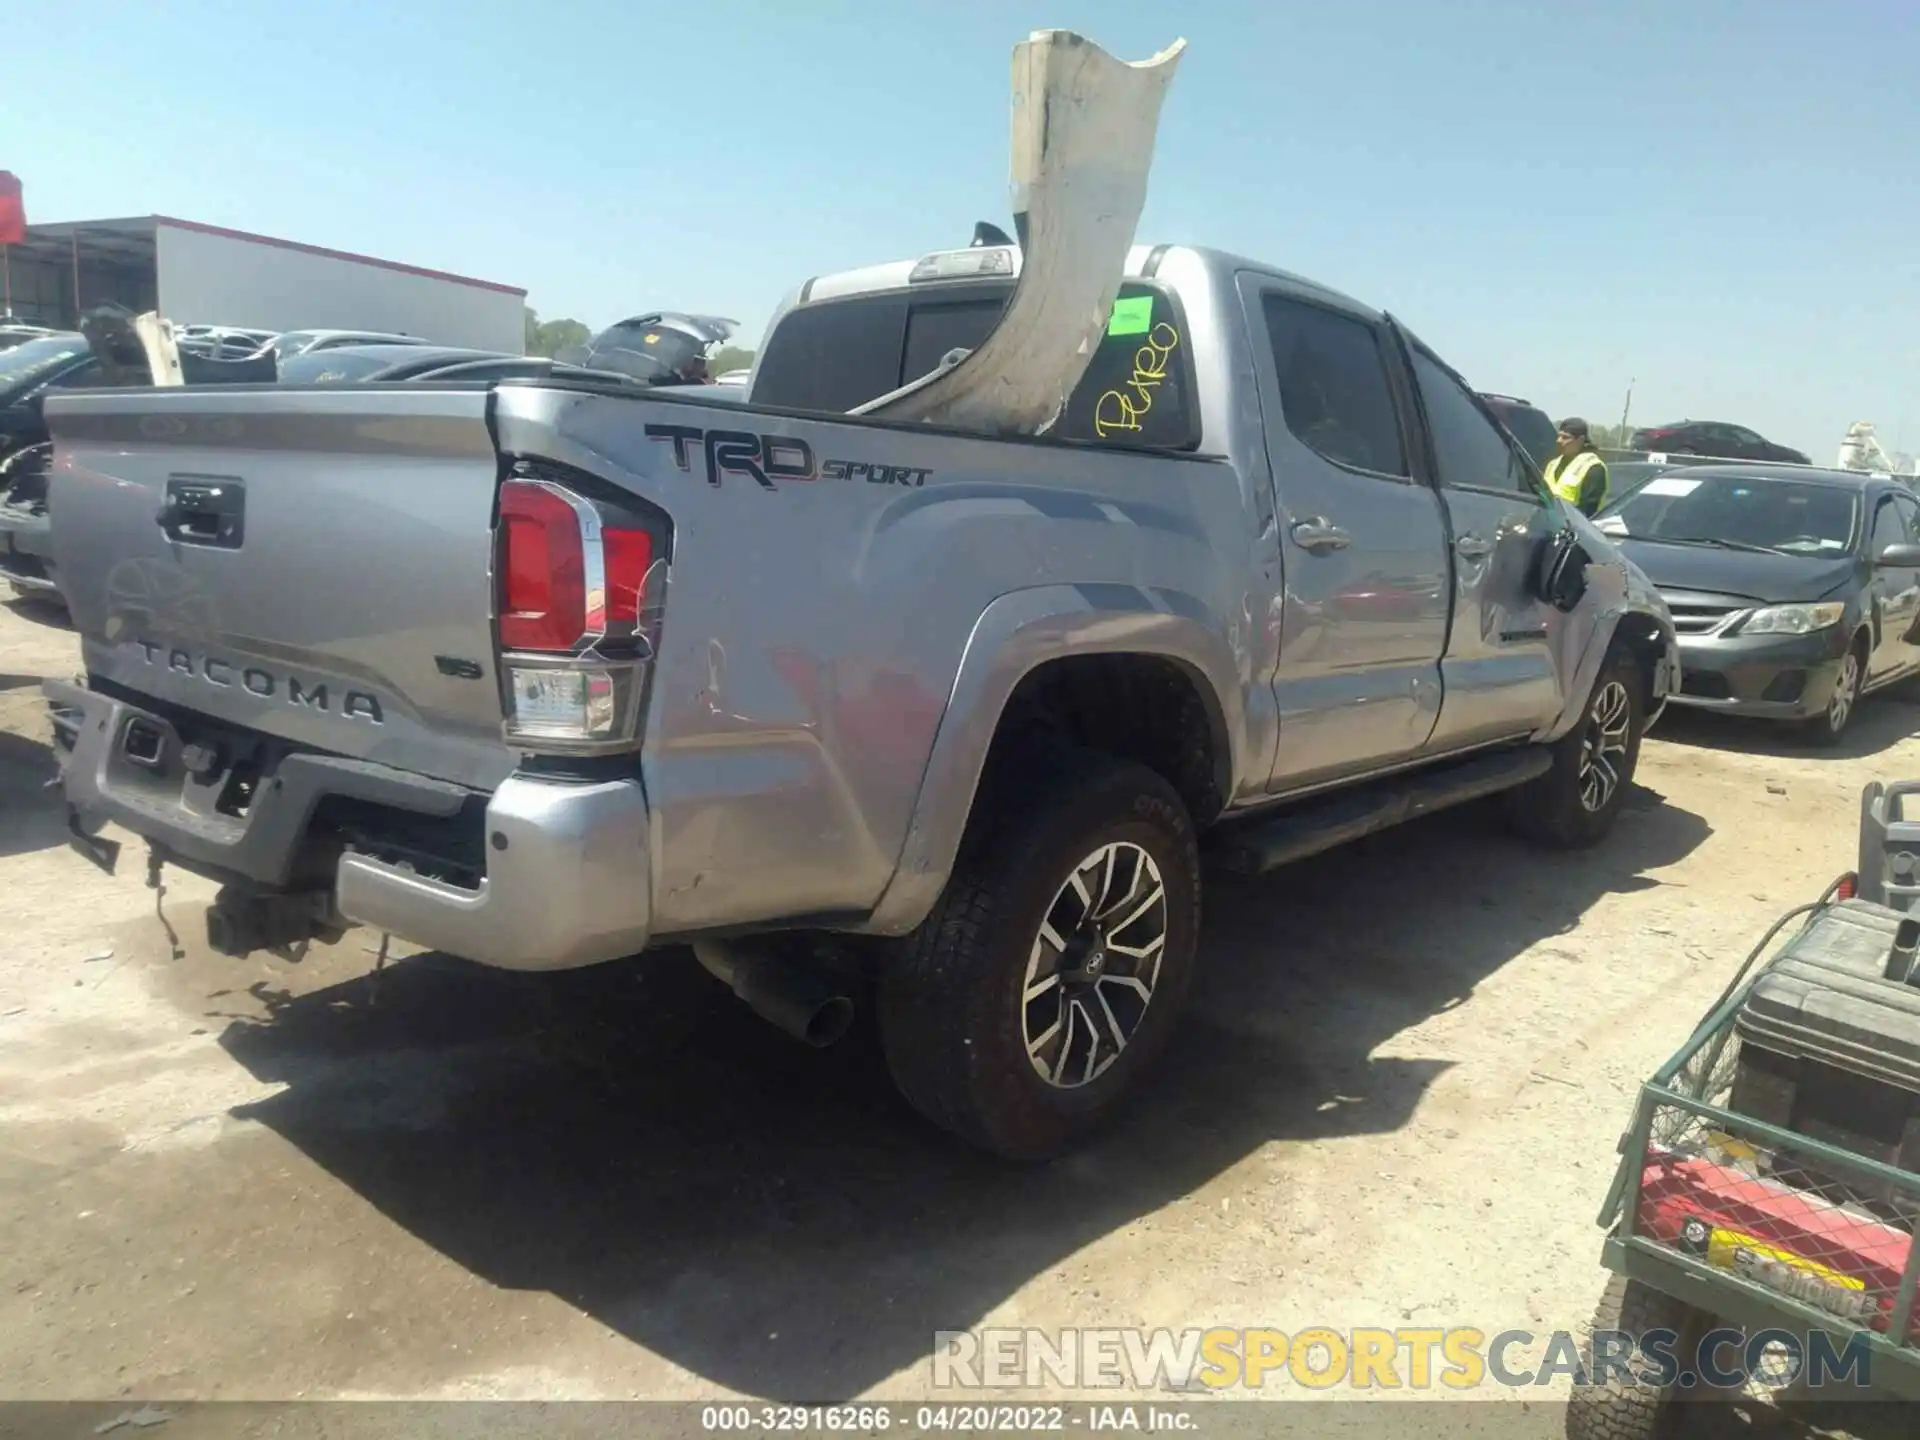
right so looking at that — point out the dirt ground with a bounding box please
[2,594,1916,1432]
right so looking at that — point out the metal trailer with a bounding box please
[1574,849,1920,1438]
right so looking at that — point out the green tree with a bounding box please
[523,307,591,359]
[709,345,756,376]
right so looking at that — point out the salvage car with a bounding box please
[176,325,278,360]
[38,236,1680,1158]
[0,322,61,353]
[282,347,641,387]
[556,312,738,385]
[1595,463,1920,744]
[0,440,54,599]
[0,332,96,476]
[263,329,432,361]
[1478,393,1558,471]
[36,28,1679,1160]
[1629,419,1811,466]
[274,344,509,385]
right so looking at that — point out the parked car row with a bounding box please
[0,310,750,603]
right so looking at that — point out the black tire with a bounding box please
[1509,645,1646,849]
[1565,1274,1710,1440]
[1798,633,1868,748]
[877,747,1202,1161]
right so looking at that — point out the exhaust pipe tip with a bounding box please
[694,940,856,1049]
[800,994,856,1049]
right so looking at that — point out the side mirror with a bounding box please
[1536,529,1591,612]
[1878,543,1920,568]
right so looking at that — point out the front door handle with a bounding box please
[1455,534,1493,560]
[1290,518,1351,553]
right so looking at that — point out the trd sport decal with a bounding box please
[643,424,931,491]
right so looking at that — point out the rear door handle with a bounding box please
[1290,518,1351,553]
[1455,534,1493,559]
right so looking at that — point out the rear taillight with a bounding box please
[494,474,662,753]
[498,481,588,651]
[602,525,653,628]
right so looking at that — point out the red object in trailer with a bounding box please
[1636,1148,1915,1337]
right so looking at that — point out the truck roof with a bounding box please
[788,242,1381,323]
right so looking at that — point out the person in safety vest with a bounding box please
[1542,416,1610,517]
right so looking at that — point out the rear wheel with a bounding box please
[877,748,1201,1161]
[1509,645,1645,849]
[1799,635,1867,748]
[1564,1274,1712,1440]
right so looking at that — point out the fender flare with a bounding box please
[861,583,1242,936]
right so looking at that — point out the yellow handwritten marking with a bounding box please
[1093,322,1181,438]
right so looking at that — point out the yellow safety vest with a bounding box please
[1543,451,1609,513]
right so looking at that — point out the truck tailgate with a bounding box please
[45,386,514,790]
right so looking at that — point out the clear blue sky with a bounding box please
[7,0,1915,457]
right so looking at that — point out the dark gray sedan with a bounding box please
[1596,464,1920,744]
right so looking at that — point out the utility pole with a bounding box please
[1617,379,1634,447]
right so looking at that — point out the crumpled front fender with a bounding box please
[1540,513,1680,742]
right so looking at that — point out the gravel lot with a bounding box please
[2,594,1917,1432]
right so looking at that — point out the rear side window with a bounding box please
[901,297,1006,384]
[1261,295,1407,477]
[1053,285,1199,450]
[754,281,1200,451]
[751,294,907,412]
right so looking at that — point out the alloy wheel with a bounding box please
[1827,651,1860,734]
[1577,680,1632,814]
[1021,841,1167,1089]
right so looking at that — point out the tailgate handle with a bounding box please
[157,477,245,549]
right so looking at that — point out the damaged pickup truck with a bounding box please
[40,30,1678,1159]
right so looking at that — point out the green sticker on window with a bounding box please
[1107,295,1155,336]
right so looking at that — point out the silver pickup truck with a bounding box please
[39,239,1679,1160]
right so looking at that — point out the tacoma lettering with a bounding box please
[135,641,383,724]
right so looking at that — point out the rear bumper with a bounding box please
[335,775,654,971]
[45,679,654,971]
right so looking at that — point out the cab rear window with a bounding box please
[753,281,1200,452]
